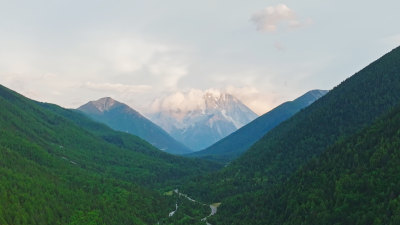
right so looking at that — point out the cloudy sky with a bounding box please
[1,0,399,115]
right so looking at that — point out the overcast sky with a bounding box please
[1,0,399,115]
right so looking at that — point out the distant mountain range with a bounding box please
[189,89,328,162]
[147,90,258,151]
[78,97,192,155]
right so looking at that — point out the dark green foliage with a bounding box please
[189,90,327,163]
[0,84,221,224]
[274,104,400,225]
[216,101,400,225]
[182,46,400,224]
[0,138,165,225]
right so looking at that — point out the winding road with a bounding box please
[168,189,220,225]
[201,204,218,224]
[168,203,178,217]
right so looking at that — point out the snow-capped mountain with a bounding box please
[77,97,192,155]
[147,90,258,151]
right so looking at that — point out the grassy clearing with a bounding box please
[164,190,174,196]
[211,203,221,208]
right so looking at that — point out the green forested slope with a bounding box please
[280,102,400,225]
[213,101,400,225]
[0,84,221,224]
[39,102,221,188]
[183,46,400,224]
[0,143,167,225]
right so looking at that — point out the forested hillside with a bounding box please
[183,46,400,224]
[40,102,221,189]
[0,84,221,224]
[211,98,400,225]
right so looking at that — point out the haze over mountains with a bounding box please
[190,89,328,162]
[78,97,192,155]
[148,90,258,150]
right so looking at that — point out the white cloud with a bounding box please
[147,87,282,116]
[0,32,191,109]
[82,82,152,93]
[97,38,172,74]
[149,89,207,114]
[251,4,309,32]
[149,60,188,89]
[89,35,190,91]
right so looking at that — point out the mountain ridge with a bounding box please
[189,89,328,162]
[78,97,192,155]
